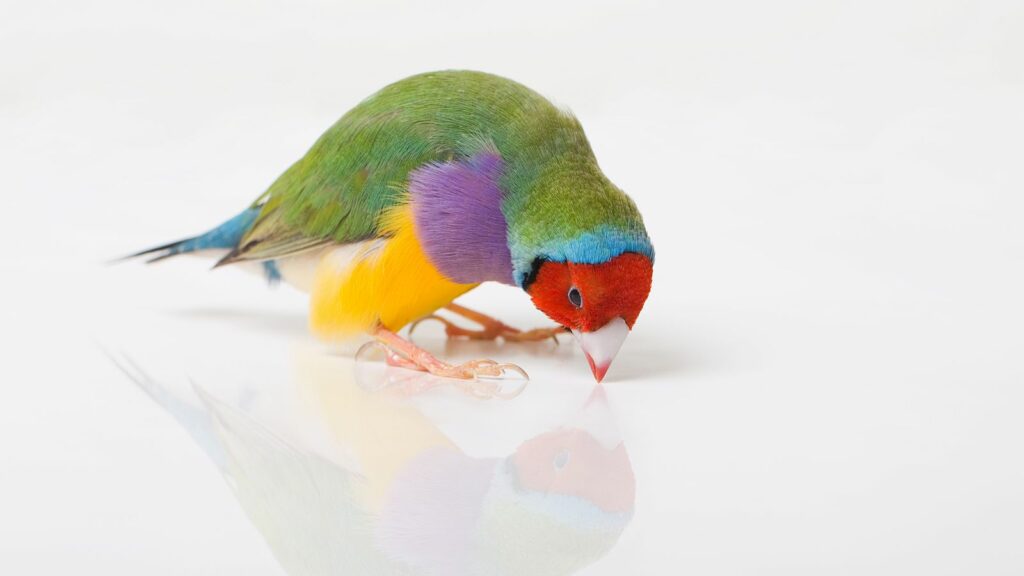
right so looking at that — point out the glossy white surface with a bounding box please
[3,1,1024,574]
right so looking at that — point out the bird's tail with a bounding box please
[119,207,261,264]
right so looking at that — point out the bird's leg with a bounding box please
[422,303,516,340]
[373,326,529,382]
[411,303,566,343]
[446,303,567,343]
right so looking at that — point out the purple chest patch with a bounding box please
[409,152,515,285]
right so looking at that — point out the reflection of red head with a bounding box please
[511,388,635,513]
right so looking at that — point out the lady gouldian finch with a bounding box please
[130,71,654,382]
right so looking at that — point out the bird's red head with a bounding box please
[525,252,653,382]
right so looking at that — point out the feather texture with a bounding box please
[124,208,260,263]
[229,71,651,287]
[409,150,514,285]
[309,205,476,338]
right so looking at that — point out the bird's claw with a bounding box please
[439,361,528,399]
[355,340,529,399]
[478,360,528,380]
[432,359,530,382]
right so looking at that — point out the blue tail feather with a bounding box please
[125,207,283,285]
[125,208,261,264]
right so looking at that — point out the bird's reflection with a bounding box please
[119,348,635,576]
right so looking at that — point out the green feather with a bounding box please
[226,70,650,275]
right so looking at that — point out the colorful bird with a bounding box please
[129,71,654,382]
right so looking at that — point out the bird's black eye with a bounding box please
[567,286,583,308]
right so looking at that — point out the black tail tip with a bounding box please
[111,239,190,266]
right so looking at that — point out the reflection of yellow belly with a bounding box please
[293,346,455,509]
[310,205,477,338]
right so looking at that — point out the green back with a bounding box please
[232,70,650,275]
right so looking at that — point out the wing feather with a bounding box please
[225,71,561,263]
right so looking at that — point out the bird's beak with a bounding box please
[572,317,629,383]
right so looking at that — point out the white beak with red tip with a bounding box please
[572,317,630,382]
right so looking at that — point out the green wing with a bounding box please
[222,70,563,263]
[223,103,438,262]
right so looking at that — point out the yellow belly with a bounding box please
[309,205,477,338]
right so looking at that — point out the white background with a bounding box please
[2,0,1024,574]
